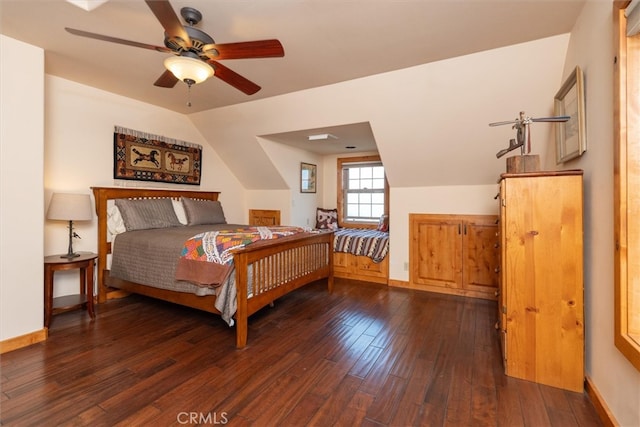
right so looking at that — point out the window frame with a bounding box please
[336,155,389,229]
[614,1,640,371]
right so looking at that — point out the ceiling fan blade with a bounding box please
[208,60,261,95]
[145,0,191,49]
[202,39,284,60]
[65,28,172,53]
[154,69,179,88]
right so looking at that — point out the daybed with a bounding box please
[92,187,334,348]
[332,228,390,284]
[315,208,390,284]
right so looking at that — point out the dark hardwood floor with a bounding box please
[1,279,602,426]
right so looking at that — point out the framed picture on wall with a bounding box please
[300,162,317,193]
[555,66,586,164]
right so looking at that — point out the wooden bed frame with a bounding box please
[91,187,333,348]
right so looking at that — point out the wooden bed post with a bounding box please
[92,187,110,303]
[234,254,249,349]
[327,233,335,293]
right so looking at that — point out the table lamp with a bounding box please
[46,193,93,259]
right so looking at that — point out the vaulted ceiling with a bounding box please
[1,0,586,115]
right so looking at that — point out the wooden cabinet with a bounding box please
[248,209,280,226]
[333,251,389,284]
[409,214,499,300]
[498,170,584,392]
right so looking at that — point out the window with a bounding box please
[344,164,384,221]
[614,1,640,371]
[337,155,388,228]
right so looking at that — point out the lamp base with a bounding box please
[62,220,81,260]
[60,252,81,259]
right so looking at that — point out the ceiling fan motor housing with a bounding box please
[164,27,214,57]
[163,7,215,58]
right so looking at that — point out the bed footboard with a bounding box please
[233,231,333,348]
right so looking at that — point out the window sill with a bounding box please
[340,222,377,229]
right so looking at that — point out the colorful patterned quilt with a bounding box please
[175,226,305,286]
[333,228,389,263]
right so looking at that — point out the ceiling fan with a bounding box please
[65,0,284,97]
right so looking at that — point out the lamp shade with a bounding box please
[47,193,93,221]
[164,55,214,84]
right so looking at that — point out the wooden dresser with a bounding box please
[497,170,584,392]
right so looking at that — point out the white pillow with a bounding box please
[172,198,188,225]
[107,205,127,236]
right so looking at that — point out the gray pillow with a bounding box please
[181,197,226,225]
[115,198,182,231]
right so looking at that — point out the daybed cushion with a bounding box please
[115,198,182,231]
[334,228,389,263]
[316,208,338,230]
[181,197,227,225]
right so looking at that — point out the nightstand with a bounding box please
[44,252,97,328]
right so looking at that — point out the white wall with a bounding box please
[191,34,569,194]
[256,136,324,227]
[551,2,640,425]
[43,76,246,297]
[0,35,45,340]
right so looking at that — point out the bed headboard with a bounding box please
[91,186,220,303]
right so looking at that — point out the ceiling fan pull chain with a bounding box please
[185,78,195,107]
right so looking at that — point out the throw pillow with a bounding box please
[114,198,182,231]
[377,214,389,232]
[316,208,338,230]
[181,197,227,225]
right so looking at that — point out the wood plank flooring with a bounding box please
[1,279,602,426]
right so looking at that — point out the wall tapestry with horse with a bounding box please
[113,126,202,185]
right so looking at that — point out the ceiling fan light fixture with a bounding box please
[164,55,214,85]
